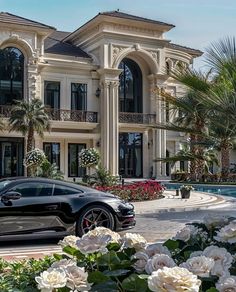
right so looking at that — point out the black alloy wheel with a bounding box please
[76,205,115,236]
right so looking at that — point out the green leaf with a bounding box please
[97,251,120,267]
[88,271,108,284]
[62,246,84,260]
[91,280,118,292]
[206,288,219,292]
[122,274,149,292]
[163,239,179,250]
[107,242,121,251]
[53,253,63,261]
[103,269,130,277]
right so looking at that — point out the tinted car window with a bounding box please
[53,184,81,196]
[0,180,11,191]
[10,182,53,197]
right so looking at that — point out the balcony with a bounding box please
[0,105,98,123]
[119,112,156,125]
[46,109,98,123]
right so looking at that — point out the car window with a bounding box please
[53,184,81,196]
[0,180,11,191]
[10,182,53,197]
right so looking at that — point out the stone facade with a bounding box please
[0,11,202,180]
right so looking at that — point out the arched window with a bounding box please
[0,47,24,105]
[119,58,142,113]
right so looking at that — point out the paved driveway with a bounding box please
[1,192,236,260]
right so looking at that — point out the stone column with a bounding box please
[109,81,119,176]
[100,81,110,170]
[161,99,167,176]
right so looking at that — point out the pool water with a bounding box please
[164,183,236,197]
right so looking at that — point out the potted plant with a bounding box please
[179,185,194,199]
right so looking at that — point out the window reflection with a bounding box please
[119,58,142,113]
[0,47,24,105]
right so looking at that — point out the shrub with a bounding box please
[36,159,64,180]
[95,180,165,201]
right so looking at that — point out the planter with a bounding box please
[180,189,191,199]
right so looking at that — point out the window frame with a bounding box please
[68,143,86,177]
[44,81,60,109]
[71,83,87,111]
[43,142,60,170]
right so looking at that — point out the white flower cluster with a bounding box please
[78,148,100,168]
[35,259,91,292]
[35,215,236,292]
[23,148,46,167]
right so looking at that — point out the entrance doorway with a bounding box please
[119,133,143,178]
[0,138,24,177]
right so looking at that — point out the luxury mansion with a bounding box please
[0,10,202,179]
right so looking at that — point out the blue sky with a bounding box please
[1,0,235,69]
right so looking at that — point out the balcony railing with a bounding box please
[46,109,98,123]
[119,112,156,124]
[0,105,98,123]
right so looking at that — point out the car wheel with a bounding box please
[76,205,115,237]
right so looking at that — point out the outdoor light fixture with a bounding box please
[95,87,101,98]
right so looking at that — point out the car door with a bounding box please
[50,183,83,232]
[0,181,58,235]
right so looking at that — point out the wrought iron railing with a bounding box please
[0,105,98,123]
[46,109,98,123]
[119,112,156,124]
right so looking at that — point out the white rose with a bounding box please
[87,227,121,244]
[174,225,199,242]
[203,215,230,229]
[180,256,214,277]
[35,268,67,291]
[216,276,236,292]
[214,220,236,244]
[148,267,201,292]
[76,233,111,254]
[65,266,91,291]
[51,259,77,269]
[59,235,79,248]
[132,251,149,273]
[145,254,176,274]
[202,245,233,276]
[145,243,171,257]
[122,233,147,251]
[189,251,203,258]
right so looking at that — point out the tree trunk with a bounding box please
[194,119,206,181]
[221,141,230,180]
[26,126,35,176]
[189,133,197,181]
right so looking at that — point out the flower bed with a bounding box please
[95,180,165,201]
[2,215,236,291]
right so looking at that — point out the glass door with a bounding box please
[119,133,143,178]
[0,139,24,177]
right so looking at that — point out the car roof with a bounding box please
[0,177,97,193]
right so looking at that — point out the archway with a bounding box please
[118,58,143,113]
[0,47,24,105]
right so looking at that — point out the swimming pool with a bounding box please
[164,183,236,197]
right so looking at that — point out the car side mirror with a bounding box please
[1,191,22,201]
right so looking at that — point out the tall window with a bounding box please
[71,83,87,110]
[0,47,24,105]
[43,143,60,169]
[44,81,60,109]
[68,143,86,177]
[119,58,142,113]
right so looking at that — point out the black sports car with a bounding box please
[0,177,135,240]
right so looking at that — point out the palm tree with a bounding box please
[9,97,50,158]
[158,71,211,180]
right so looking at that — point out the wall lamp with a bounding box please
[95,87,101,98]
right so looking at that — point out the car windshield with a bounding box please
[0,180,11,191]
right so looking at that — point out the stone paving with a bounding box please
[0,190,235,260]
